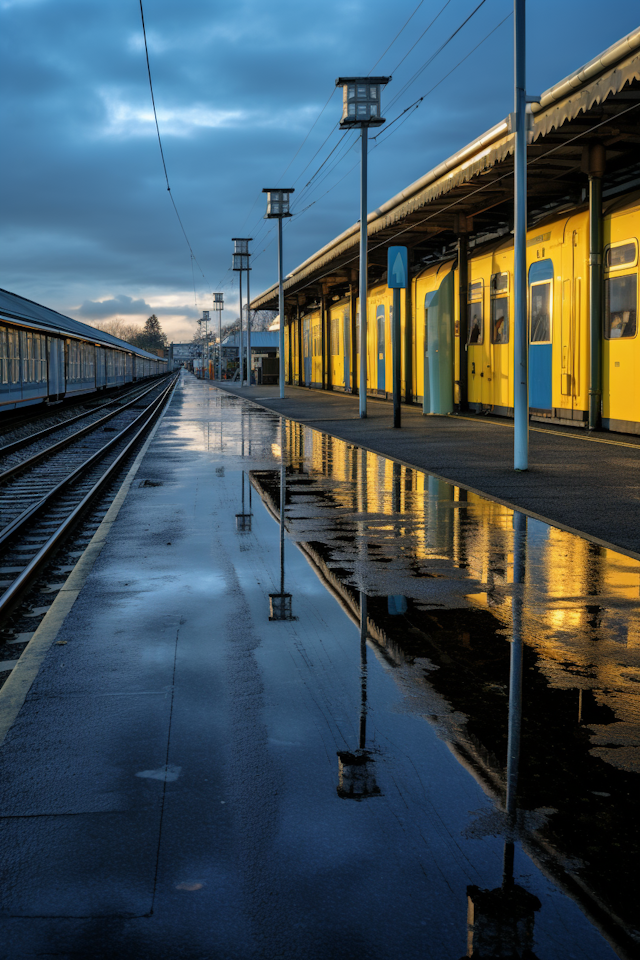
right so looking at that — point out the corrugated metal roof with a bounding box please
[0,288,166,362]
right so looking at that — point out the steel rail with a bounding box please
[0,375,177,617]
[0,375,176,548]
[0,375,170,458]
[0,377,169,484]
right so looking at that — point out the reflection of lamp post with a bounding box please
[269,418,294,620]
[463,510,541,960]
[232,238,252,386]
[263,188,294,400]
[212,293,224,380]
[335,76,390,419]
[235,411,252,531]
[337,592,380,800]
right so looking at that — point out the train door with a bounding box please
[96,346,106,387]
[490,272,510,409]
[376,305,385,392]
[343,307,350,390]
[528,260,554,411]
[467,279,485,405]
[426,270,454,414]
[602,239,638,425]
[423,290,437,413]
[560,233,580,415]
[47,337,65,396]
[303,318,311,385]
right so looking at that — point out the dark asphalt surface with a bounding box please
[215,381,640,556]
[0,372,635,959]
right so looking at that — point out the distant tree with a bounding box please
[129,315,168,352]
[89,317,141,343]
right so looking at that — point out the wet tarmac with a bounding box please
[0,370,638,959]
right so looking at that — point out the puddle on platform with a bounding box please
[177,384,640,957]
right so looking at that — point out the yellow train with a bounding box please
[285,189,639,434]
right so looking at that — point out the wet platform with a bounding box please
[0,370,638,959]
[214,380,640,558]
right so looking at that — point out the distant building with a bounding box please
[169,342,200,369]
[221,331,279,384]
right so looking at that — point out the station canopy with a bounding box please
[251,26,640,312]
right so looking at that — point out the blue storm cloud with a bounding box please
[1,0,638,339]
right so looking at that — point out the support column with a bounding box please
[513,0,528,471]
[456,223,469,411]
[404,248,413,404]
[350,271,358,395]
[588,143,605,432]
[323,284,333,391]
[287,312,293,385]
[297,300,303,387]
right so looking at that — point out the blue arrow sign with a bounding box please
[387,246,408,289]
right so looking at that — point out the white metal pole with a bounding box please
[247,261,252,387]
[513,0,528,470]
[278,216,285,400]
[359,126,368,418]
[218,308,222,380]
[238,269,244,387]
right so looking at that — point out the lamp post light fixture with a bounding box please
[335,77,390,419]
[212,293,224,380]
[232,238,252,386]
[263,188,294,400]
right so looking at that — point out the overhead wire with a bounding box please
[368,0,427,75]
[138,0,210,308]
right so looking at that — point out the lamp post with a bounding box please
[335,76,390,418]
[212,293,224,380]
[263,188,294,399]
[202,310,210,378]
[232,238,251,386]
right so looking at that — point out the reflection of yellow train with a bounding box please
[285,191,640,434]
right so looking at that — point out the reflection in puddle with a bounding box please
[247,415,639,954]
[179,385,640,956]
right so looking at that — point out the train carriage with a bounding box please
[0,288,167,413]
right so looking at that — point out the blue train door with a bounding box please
[528,260,554,410]
[302,318,311,385]
[342,308,350,390]
[376,305,385,391]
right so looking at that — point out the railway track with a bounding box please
[0,373,178,680]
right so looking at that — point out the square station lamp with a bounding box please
[336,77,390,128]
[263,189,294,219]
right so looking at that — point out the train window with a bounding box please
[490,272,509,293]
[605,240,638,271]
[491,298,509,344]
[8,330,19,384]
[467,301,483,344]
[0,327,7,385]
[530,281,552,342]
[604,274,637,339]
[468,280,483,300]
[330,317,340,355]
[312,323,321,356]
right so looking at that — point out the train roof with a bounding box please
[0,288,166,362]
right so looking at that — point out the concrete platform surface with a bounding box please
[214,380,640,557]
[0,372,636,959]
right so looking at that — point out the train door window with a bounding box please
[467,280,483,344]
[312,322,321,356]
[330,317,340,355]
[530,281,552,343]
[33,334,40,381]
[490,276,509,345]
[0,327,7,385]
[605,240,638,271]
[604,274,637,339]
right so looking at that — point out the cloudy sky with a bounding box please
[1,0,638,342]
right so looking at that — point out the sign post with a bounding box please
[387,246,408,428]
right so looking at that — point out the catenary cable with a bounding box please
[138,0,210,299]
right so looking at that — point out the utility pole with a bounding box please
[335,77,391,418]
[263,189,294,399]
[513,0,528,471]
